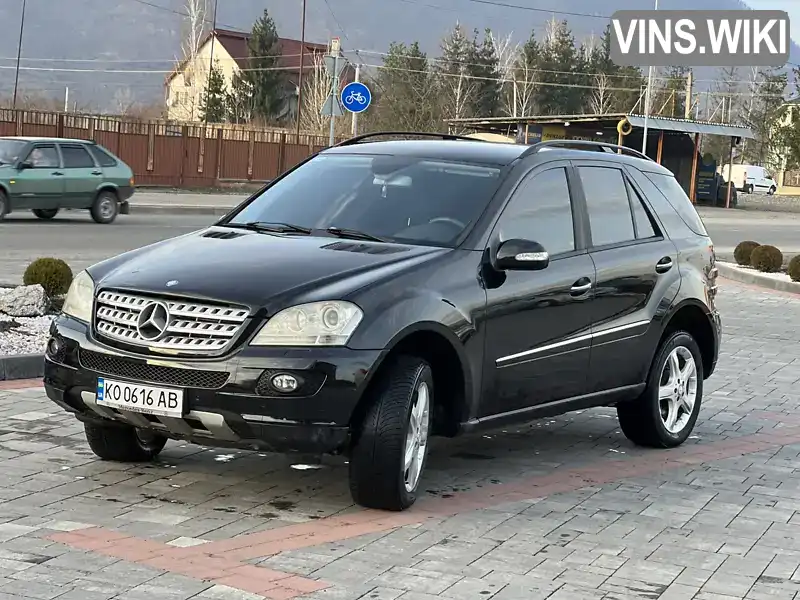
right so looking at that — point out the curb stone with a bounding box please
[0,353,45,381]
[718,262,800,295]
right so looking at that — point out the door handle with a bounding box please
[570,278,593,296]
[51,171,64,176]
[656,257,673,274]
[91,171,102,176]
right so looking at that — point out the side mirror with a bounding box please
[18,160,32,170]
[495,239,550,271]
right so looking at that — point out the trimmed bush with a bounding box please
[23,258,73,296]
[788,255,800,282]
[733,240,760,266]
[750,245,783,273]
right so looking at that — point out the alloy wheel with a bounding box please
[658,346,698,434]
[403,380,430,492]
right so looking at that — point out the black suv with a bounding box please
[44,134,721,511]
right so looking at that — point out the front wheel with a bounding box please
[32,208,58,220]
[91,191,119,224]
[746,184,754,194]
[349,356,433,511]
[84,422,167,462]
[0,190,7,220]
[617,331,703,448]
[768,186,776,196]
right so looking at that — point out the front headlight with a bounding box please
[62,270,95,322]
[251,301,363,346]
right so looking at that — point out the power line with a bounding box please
[122,0,244,32]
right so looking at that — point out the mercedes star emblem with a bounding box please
[136,301,170,341]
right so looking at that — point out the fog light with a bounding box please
[47,337,62,356]
[271,373,299,392]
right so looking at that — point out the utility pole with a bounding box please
[12,0,27,110]
[329,51,341,146]
[295,0,307,138]
[202,0,219,124]
[64,87,69,112]
[351,63,361,136]
[684,70,693,120]
[641,0,658,155]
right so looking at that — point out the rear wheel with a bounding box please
[0,190,7,220]
[617,331,703,448]
[349,356,433,511]
[91,190,118,224]
[84,422,167,462]
[32,208,58,220]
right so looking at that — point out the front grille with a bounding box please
[79,349,230,389]
[94,290,250,354]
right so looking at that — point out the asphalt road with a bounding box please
[0,205,798,285]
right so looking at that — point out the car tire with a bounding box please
[617,330,703,448]
[768,186,776,196]
[32,208,59,220]
[84,422,167,462]
[91,191,119,224]
[746,184,754,194]
[0,190,7,220]
[349,356,433,511]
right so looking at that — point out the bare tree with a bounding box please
[490,31,521,117]
[590,73,613,115]
[437,23,478,130]
[175,0,209,121]
[113,87,137,116]
[298,52,349,136]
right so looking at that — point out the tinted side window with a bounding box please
[495,167,575,256]
[25,145,59,168]
[578,166,635,247]
[628,183,657,239]
[643,172,708,236]
[61,145,95,168]
[88,145,117,167]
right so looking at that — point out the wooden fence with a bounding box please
[0,109,343,188]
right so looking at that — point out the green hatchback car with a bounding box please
[0,136,134,224]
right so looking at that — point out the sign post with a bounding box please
[341,76,371,137]
[321,37,347,147]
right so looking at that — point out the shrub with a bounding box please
[733,240,760,266]
[788,255,800,282]
[750,245,783,273]
[23,258,73,296]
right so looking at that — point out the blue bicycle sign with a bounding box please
[340,82,372,113]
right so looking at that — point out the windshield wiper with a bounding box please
[325,226,387,243]
[224,221,312,235]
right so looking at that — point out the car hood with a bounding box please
[91,227,450,310]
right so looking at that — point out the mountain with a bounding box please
[0,0,796,112]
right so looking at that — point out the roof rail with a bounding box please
[520,139,655,162]
[333,131,477,147]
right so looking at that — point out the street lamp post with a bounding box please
[12,0,27,110]
[641,0,659,156]
[295,0,307,138]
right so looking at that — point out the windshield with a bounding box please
[0,139,26,165]
[226,154,503,246]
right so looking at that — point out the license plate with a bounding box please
[96,378,183,418]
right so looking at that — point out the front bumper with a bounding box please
[44,315,382,454]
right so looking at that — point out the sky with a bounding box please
[747,0,800,45]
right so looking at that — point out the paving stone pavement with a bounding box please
[0,279,800,599]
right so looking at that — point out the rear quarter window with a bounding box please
[88,145,118,167]
[642,171,708,236]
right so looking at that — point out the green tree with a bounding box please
[226,72,255,124]
[742,68,788,167]
[584,25,644,114]
[652,66,690,117]
[199,60,227,123]
[535,19,585,115]
[466,28,502,118]
[227,9,287,124]
[437,23,477,128]
[512,32,540,117]
[372,41,441,131]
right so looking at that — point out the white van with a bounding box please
[720,164,777,195]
